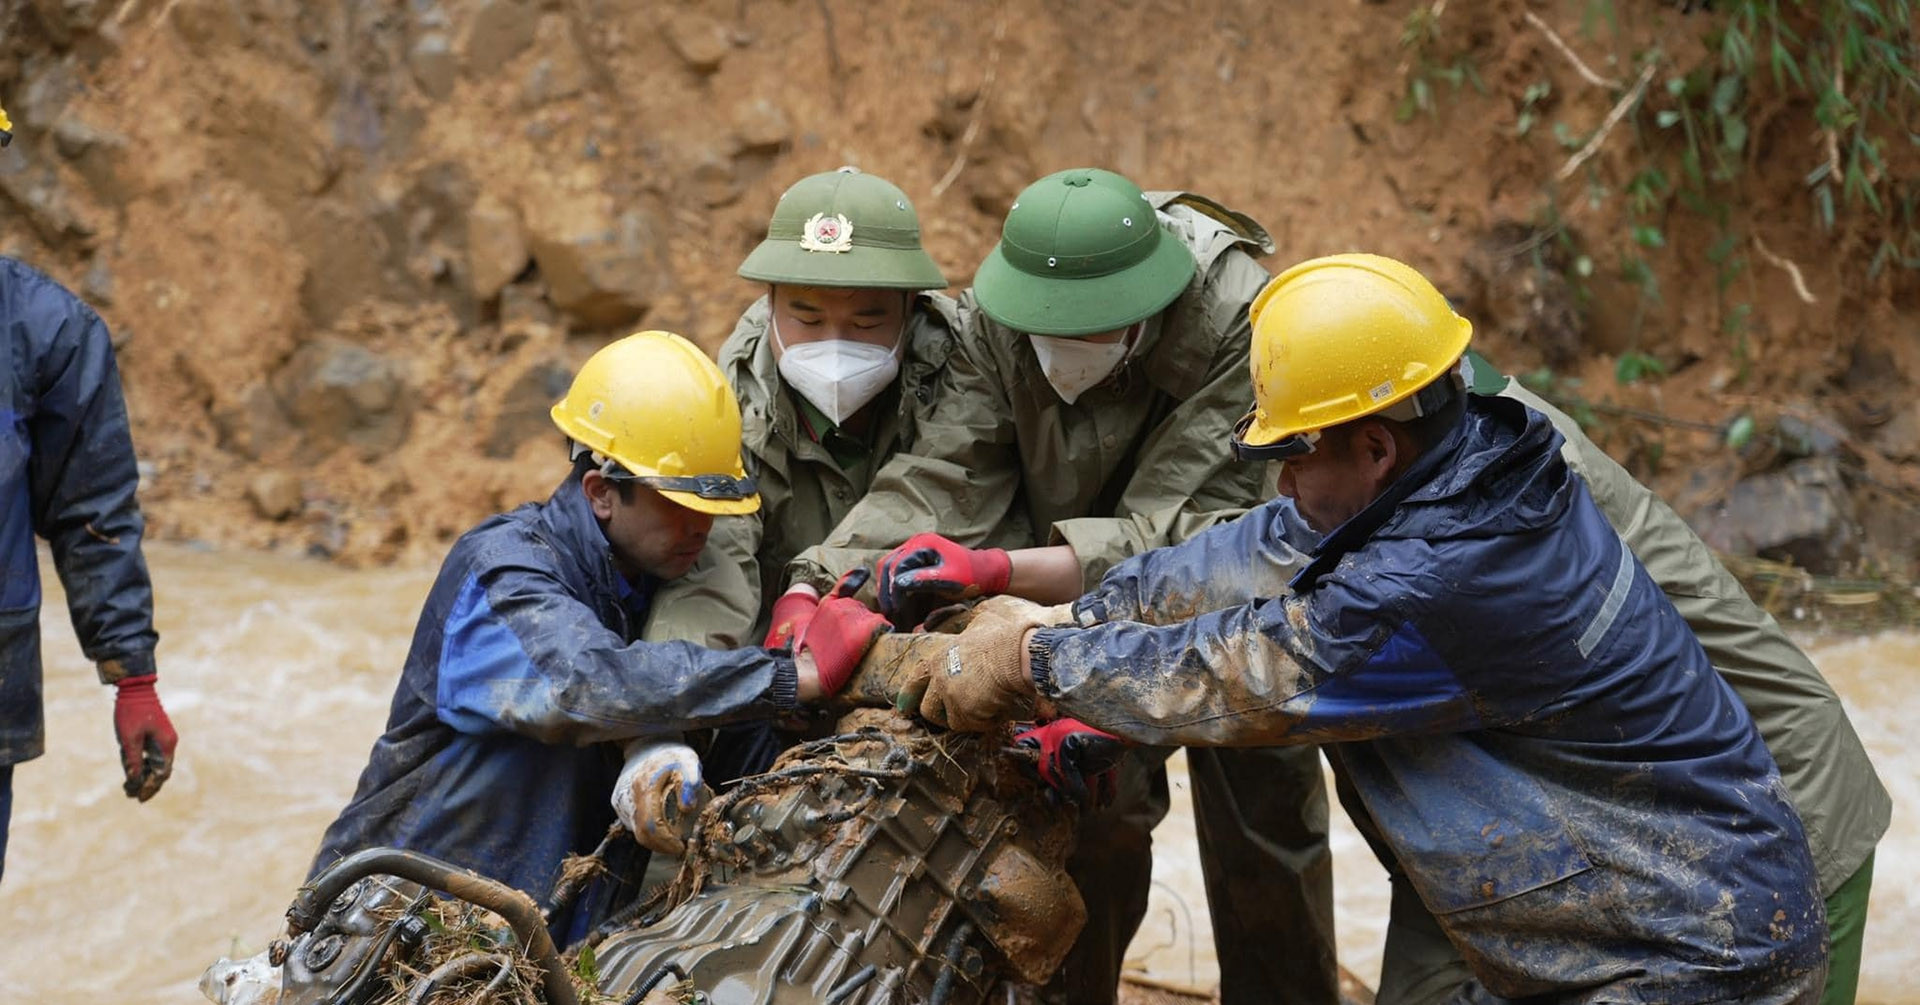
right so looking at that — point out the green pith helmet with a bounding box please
[973,168,1197,336]
[737,167,947,290]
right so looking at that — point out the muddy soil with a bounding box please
[1,0,1915,583]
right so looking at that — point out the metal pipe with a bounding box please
[927,920,976,1005]
[823,963,879,1004]
[290,848,580,1005]
[404,953,513,1005]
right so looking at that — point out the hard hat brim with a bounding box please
[661,489,762,516]
[738,240,947,290]
[972,227,1196,336]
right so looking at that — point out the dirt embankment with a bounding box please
[2,0,1915,587]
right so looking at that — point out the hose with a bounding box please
[404,952,513,1005]
[823,963,879,1004]
[928,920,976,1005]
[617,962,687,1005]
[290,848,579,1005]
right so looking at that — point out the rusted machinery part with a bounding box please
[404,952,518,1005]
[290,848,579,1005]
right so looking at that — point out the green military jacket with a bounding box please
[790,193,1277,593]
[1497,376,1891,895]
[643,293,965,647]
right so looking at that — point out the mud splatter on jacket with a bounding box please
[643,293,970,648]
[1493,374,1889,899]
[1032,395,1827,1003]
[0,258,157,766]
[788,193,1274,592]
[312,476,796,932]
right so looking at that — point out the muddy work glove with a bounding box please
[1015,719,1126,807]
[897,596,1070,732]
[763,586,821,650]
[794,571,892,700]
[877,533,1012,623]
[113,675,178,801]
[612,741,711,857]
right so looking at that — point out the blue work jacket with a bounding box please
[311,476,795,933]
[1,258,157,765]
[1034,394,1826,1003]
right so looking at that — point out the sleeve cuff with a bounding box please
[96,650,156,684]
[767,655,799,710]
[1028,629,1071,698]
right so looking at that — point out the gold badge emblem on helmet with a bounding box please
[799,212,854,253]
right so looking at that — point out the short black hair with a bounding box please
[571,450,637,503]
[1394,383,1466,454]
[1326,379,1465,459]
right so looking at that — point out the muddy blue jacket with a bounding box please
[311,476,796,933]
[1033,395,1826,1003]
[1,258,157,766]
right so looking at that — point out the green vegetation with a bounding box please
[1397,0,1920,384]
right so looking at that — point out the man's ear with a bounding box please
[581,469,616,520]
[1358,422,1400,484]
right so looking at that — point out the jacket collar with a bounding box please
[1289,394,1566,592]
[537,475,653,615]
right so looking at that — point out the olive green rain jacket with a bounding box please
[789,193,1278,591]
[643,293,974,648]
[1495,374,1890,896]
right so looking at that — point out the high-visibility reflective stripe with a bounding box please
[1577,536,1634,659]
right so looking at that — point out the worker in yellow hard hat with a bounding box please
[883,252,1829,1004]
[306,331,891,945]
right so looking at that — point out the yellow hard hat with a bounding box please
[550,330,760,516]
[1231,253,1471,459]
[0,102,12,147]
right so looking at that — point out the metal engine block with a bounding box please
[206,708,1086,1005]
[591,709,1086,1004]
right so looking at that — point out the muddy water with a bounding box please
[0,544,1912,1003]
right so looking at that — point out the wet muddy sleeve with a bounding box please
[1031,576,1488,747]
[434,564,795,745]
[1078,499,1318,625]
[643,510,764,649]
[26,294,157,682]
[787,334,1023,592]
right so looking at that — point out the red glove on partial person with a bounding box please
[113,675,178,802]
[1014,718,1126,808]
[763,588,821,649]
[794,595,893,698]
[876,533,1013,620]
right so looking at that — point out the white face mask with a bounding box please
[773,316,903,426]
[1028,324,1139,405]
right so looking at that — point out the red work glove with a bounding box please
[876,533,1013,620]
[113,676,178,801]
[1014,718,1126,808]
[763,587,821,649]
[794,596,893,698]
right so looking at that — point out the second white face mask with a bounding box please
[774,318,903,426]
[1029,327,1136,405]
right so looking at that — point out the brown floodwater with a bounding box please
[0,544,1911,1002]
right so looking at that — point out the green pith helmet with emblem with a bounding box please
[973,168,1198,336]
[737,167,947,290]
